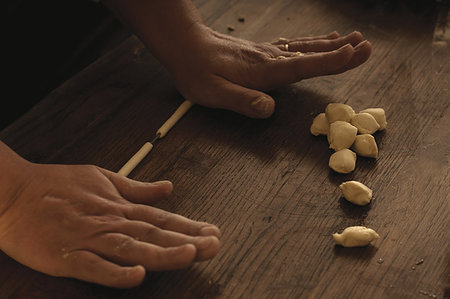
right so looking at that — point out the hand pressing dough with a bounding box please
[333,226,380,247]
[310,113,329,136]
[339,181,373,206]
[360,108,387,130]
[325,103,355,123]
[329,149,357,173]
[352,134,378,158]
[328,121,358,151]
[351,112,380,134]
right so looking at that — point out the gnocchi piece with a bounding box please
[360,108,387,130]
[352,134,378,158]
[339,181,373,206]
[325,103,355,123]
[329,149,357,174]
[310,113,329,136]
[351,113,380,134]
[333,226,380,247]
[328,121,358,151]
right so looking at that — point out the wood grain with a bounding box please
[1,0,448,298]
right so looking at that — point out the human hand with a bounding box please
[169,28,372,118]
[0,158,220,288]
[101,0,371,118]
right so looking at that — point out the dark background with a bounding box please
[3,0,130,130]
[2,0,443,130]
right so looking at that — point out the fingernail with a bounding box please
[328,31,339,38]
[200,225,221,238]
[251,96,273,118]
[339,43,354,52]
[151,180,173,196]
[152,180,172,186]
[354,40,369,50]
[197,236,215,250]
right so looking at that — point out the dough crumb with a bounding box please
[415,258,424,265]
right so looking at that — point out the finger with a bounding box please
[115,221,220,261]
[285,31,364,53]
[277,39,371,70]
[334,40,372,73]
[196,75,275,118]
[124,204,221,238]
[263,43,355,87]
[88,233,197,271]
[99,168,173,204]
[61,250,146,288]
[272,31,340,45]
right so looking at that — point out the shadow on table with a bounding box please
[333,244,378,260]
[187,83,333,165]
[0,256,221,299]
[92,266,223,299]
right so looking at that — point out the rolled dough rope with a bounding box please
[156,100,194,138]
[118,142,153,176]
[118,100,194,176]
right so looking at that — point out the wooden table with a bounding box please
[1,0,448,298]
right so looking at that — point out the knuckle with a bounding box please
[155,211,171,228]
[142,224,159,239]
[296,41,306,50]
[113,237,135,256]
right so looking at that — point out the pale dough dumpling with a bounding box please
[325,103,355,123]
[339,181,373,206]
[352,134,378,158]
[310,113,329,136]
[333,226,380,247]
[360,108,387,130]
[351,113,380,134]
[328,121,358,151]
[329,149,357,173]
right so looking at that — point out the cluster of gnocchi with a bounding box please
[311,103,386,173]
[310,103,387,247]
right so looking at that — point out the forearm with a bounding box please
[102,0,207,72]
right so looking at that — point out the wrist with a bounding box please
[0,142,30,218]
[152,22,211,75]
[102,0,208,73]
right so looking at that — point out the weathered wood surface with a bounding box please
[1,0,448,298]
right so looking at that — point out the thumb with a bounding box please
[202,76,275,118]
